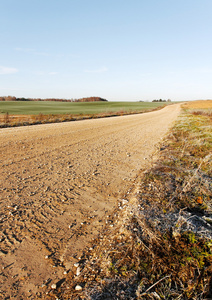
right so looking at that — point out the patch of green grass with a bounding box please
[0,101,171,128]
[0,101,168,115]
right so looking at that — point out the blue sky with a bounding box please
[1,0,212,101]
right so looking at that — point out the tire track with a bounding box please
[0,104,181,298]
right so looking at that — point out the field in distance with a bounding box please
[0,101,172,127]
[0,101,169,115]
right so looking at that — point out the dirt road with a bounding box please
[0,104,181,299]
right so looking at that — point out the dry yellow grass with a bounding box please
[183,100,212,109]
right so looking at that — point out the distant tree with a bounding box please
[5,96,16,101]
[152,99,167,102]
[74,97,108,102]
[0,95,108,102]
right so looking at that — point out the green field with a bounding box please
[0,101,169,115]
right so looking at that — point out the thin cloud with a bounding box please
[84,67,108,73]
[15,47,74,58]
[169,68,212,75]
[0,66,18,75]
[33,51,50,57]
[33,71,45,76]
[15,47,50,56]
[33,71,58,76]
[15,47,35,53]
[140,72,153,77]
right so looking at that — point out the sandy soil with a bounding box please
[0,104,181,299]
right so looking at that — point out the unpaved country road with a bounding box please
[0,104,181,299]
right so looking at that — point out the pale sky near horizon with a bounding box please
[0,0,212,101]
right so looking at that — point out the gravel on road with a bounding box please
[0,104,181,299]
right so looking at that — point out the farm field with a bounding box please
[0,101,168,115]
[183,99,212,109]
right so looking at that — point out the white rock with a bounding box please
[122,199,128,204]
[75,285,82,291]
[74,263,79,267]
[51,283,57,289]
[76,267,80,276]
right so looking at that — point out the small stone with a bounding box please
[76,267,80,276]
[74,263,79,267]
[51,283,57,289]
[122,199,128,204]
[75,285,82,291]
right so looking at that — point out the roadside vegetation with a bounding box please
[49,101,212,300]
[0,101,168,128]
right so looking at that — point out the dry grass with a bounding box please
[43,102,212,300]
[182,100,212,109]
[182,100,212,119]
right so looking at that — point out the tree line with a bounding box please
[152,99,171,102]
[0,96,108,102]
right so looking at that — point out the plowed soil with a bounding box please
[0,104,181,299]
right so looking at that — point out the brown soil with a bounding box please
[0,104,181,299]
